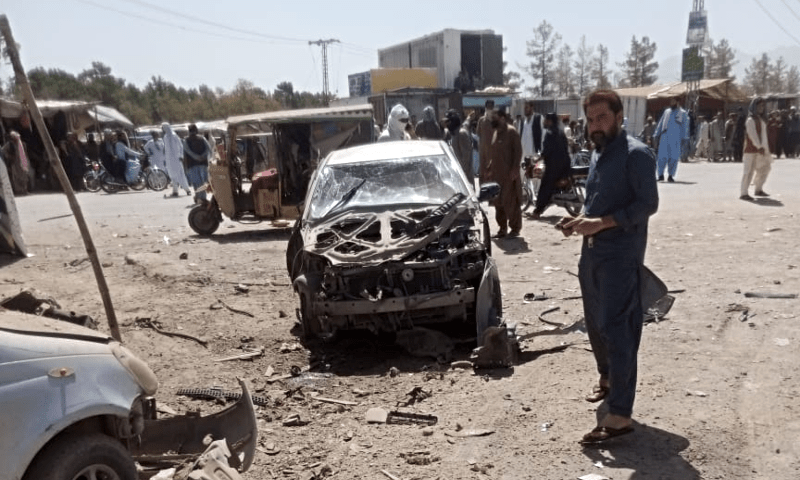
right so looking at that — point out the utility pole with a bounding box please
[309,38,339,106]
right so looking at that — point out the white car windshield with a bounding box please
[308,154,469,222]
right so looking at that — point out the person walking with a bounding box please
[557,89,659,445]
[477,100,495,184]
[161,123,191,198]
[732,107,746,163]
[709,112,724,161]
[143,130,166,171]
[487,107,523,238]
[529,113,571,220]
[654,98,689,182]
[740,97,772,201]
[724,113,737,161]
[183,124,213,202]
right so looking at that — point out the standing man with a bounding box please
[161,123,192,198]
[786,107,800,158]
[529,113,571,220]
[183,124,213,203]
[694,116,710,159]
[445,109,474,186]
[477,100,495,184]
[732,107,746,163]
[519,100,544,159]
[653,98,689,182]
[143,130,166,171]
[378,104,410,142]
[415,106,443,140]
[740,97,771,201]
[724,113,737,162]
[558,89,658,445]
[487,107,523,238]
[709,111,724,161]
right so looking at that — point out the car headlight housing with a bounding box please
[111,342,159,395]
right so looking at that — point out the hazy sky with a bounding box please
[1,0,798,95]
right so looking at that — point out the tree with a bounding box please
[704,38,737,79]
[524,21,561,97]
[770,57,787,93]
[574,36,594,96]
[618,36,658,87]
[591,44,612,89]
[502,46,523,91]
[786,66,800,94]
[274,81,297,108]
[743,53,771,95]
[554,44,575,96]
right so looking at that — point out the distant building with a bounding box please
[378,29,503,92]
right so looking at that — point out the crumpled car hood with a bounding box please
[302,203,473,265]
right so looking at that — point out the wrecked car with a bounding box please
[286,140,502,343]
[0,311,256,480]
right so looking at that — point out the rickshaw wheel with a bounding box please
[188,204,220,235]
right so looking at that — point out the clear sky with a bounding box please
[1,0,798,96]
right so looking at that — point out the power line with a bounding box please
[74,0,302,46]
[753,0,800,47]
[781,0,800,23]
[118,0,308,44]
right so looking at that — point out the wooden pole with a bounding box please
[0,15,122,341]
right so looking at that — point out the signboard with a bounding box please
[348,71,372,97]
[681,47,705,82]
[370,68,438,93]
[686,10,708,46]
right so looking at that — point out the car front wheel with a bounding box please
[23,432,137,480]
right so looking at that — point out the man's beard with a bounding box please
[590,124,619,148]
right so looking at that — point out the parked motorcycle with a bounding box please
[522,156,588,217]
[144,165,170,191]
[82,158,104,193]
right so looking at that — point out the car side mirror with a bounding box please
[478,182,500,202]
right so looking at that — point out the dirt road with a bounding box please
[2,158,799,479]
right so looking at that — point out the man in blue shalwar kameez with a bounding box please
[559,90,659,445]
[653,98,689,182]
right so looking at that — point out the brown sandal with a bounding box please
[585,385,609,403]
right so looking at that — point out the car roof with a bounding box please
[325,140,449,166]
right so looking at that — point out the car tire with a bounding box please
[188,204,220,236]
[23,432,137,480]
[294,275,321,340]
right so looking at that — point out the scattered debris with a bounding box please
[282,413,307,426]
[264,366,274,378]
[134,318,208,347]
[471,325,519,368]
[179,252,188,260]
[365,408,389,424]
[445,428,495,438]
[176,387,272,407]
[422,427,434,436]
[0,289,97,329]
[214,299,255,317]
[451,360,473,370]
[278,310,288,318]
[523,292,549,302]
[579,474,610,480]
[400,450,440,465]
[184,439,243,480]
[279,342,302,353]
[214,348,263,362]
[685,390,708,397]
[386,411,438,426]
[352,388,368,397]
[257,443,281,455]
[235,284,250,294]
[537,306,561,319]
[774,338,790,346]
[380,470,402,480]
[389,366,400,377]
[540,422,553,432]
[400,386,432,406]
[744,292,798,299]
[310,394,358,406]
[156,404,177,416]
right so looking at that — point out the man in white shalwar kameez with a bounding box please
[161,123,191,197]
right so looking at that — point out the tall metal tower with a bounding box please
[309,38,340,106]
[684,0,710,112]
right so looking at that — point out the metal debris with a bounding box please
[743,292,798,299]
[134,318,208,347]
[215,299,255,317]
[214,348,263,362]
[444,428,495,438]
[386,410,438,426]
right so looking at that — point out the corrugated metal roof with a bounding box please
[227,104,374,129]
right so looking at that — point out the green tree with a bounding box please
[618,36,658,87]
[524,20,561,97]
[743,53,771,95]
[574,36,594,96]
[591,44,612,89]
[785,66,800,94]
[769,57,787,93]
[555,44,575,96]
[704,39,737,79]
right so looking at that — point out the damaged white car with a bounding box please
[0,311,256,480]
[286,140,502,343]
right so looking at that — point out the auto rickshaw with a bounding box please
[188,104,376,235]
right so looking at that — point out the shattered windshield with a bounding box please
[308,154,469,222]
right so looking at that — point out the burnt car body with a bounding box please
[286,140,502,343]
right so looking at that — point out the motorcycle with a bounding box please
[144,164,170,191]
[522,155,588,217]
[99,158,147,193]
[82,158,104,193]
